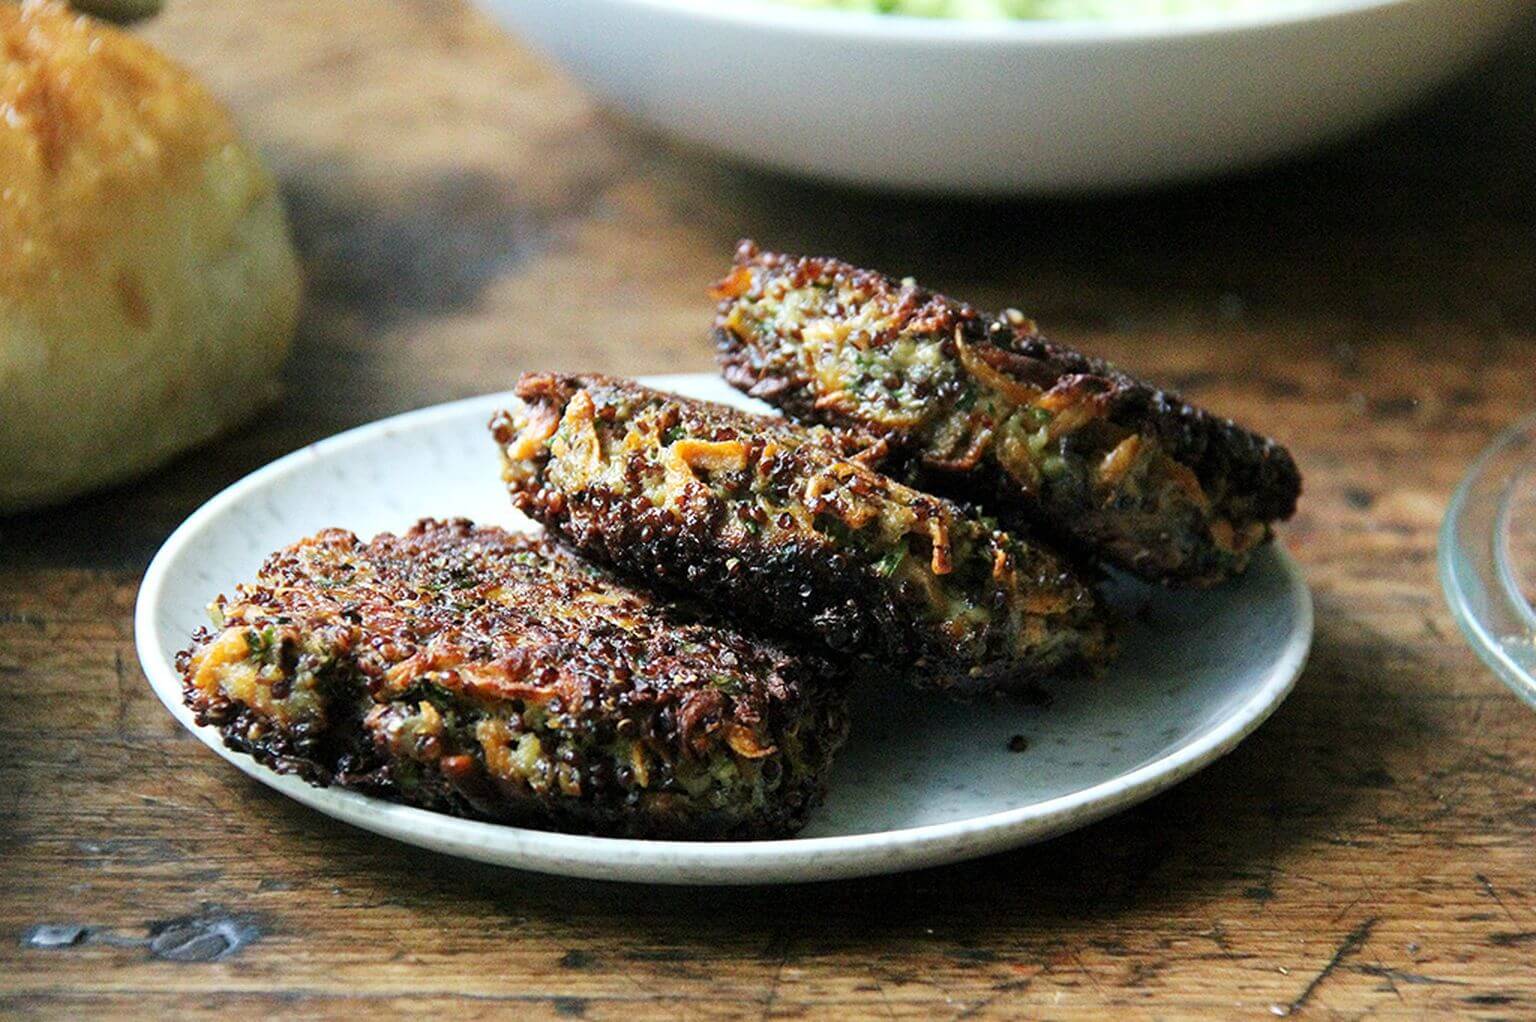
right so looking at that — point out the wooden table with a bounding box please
[4,2,1536,1016]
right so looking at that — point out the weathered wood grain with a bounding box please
[3,1,1536,1017]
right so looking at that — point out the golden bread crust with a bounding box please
[0,1,301,512]
[0,1,248,296]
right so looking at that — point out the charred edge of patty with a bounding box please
[185,674,840,840]
[713,241,1302,526]
[494,374,1110,690]
[177,520,848,840]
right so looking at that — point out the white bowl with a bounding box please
[474,0,1532,193]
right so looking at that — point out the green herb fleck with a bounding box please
[875,540,909,578]
[710,674,746,697]
[818,515,854,545]
[246,625,278,659]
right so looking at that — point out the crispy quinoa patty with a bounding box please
[492,374,1110,692]
[714,242,1301,586]
[178,519,848,839]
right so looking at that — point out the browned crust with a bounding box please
[714,241,1302,585]
[492,374,1110,692]
[0,1,252,296]
[178,519,847,840]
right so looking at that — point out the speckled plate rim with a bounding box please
[136,373,1312,885]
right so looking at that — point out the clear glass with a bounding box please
[1440,413,1536,710]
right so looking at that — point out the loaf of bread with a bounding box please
[0,0,301,512]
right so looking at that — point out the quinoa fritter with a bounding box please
[714,242,1302,586]
[178,519,848,839]
[491,374,1110,693]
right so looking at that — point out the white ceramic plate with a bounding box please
[474,0,1534,193]
[136,373,1312,884]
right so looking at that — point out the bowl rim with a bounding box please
[1439,411,1536,710]
[578,0,1417,43]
